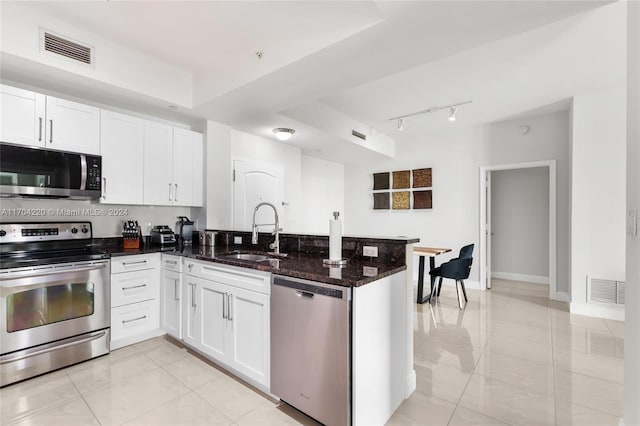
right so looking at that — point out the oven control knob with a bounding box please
[81,227,89,234]
[0,230,6,237]
[71,227,78,234]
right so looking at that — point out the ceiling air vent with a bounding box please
[352,130,367,141]
[40,29,93,66]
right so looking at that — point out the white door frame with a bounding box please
[479,160,557,299]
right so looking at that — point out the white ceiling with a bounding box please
[0,1,626,163]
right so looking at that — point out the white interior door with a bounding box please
[485,171,492,289]
[233,159,283,231]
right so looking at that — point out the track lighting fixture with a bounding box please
[272,128,295,141]
[388,100,471,131]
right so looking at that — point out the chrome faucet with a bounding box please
[251,202,285,256]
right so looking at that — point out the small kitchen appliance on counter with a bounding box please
[177,216,194,246]
[199,230,216,247]
[150,225,176,246]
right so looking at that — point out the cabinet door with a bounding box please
[228,287,270,387]
[0,85,46,147]
[182,277,200,348]
[100,110,144,205]
[162,270,182,339]
[172,128,203,207]
[199,279,229,363]
[143,121,174,206]
[45,96,100,154]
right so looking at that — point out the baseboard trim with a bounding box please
[404,369,416,399]
[570,302,625,321]
[491,271,549,285]
[552,291,570,303]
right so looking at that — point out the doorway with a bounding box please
[479,161,557,299]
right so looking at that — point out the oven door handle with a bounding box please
[0,263,108,283]
[0,330,108,365]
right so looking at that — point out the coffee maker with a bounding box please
[177,216,194,246]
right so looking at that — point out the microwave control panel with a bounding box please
[86,156,102,191]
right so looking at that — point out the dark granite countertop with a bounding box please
[93,239,408,287]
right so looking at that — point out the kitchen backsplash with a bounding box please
[0,198,201,237]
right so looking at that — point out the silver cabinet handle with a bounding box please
[102,177,107,199]
[190,283,196,308]
[222,292,227,319]
[165,260,178,265]
[38,117,43,141]
[49,120,53,143]
[122,260,148,266]
[122,284,146,291]
[174,279,179,301]
[122,315,146,324]
[228,294,233,321]
[169,183,172,201]
[175,183,178,202]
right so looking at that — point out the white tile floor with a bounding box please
[1,279,624,426]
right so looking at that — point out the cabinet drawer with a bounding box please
[161,254,182,272]
[111,268,159,307]
[111,299,160,342]
[111,254,160,274]
[184,260,270,295]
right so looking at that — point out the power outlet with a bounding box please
[363,246,378,257]
[234,236,242,244]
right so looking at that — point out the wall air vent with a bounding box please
[40,29,93,66]
[352,130,367,141]
[588,278,625,304]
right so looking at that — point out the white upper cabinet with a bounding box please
[143,121,174,206]
[143,123,203,207]
[0,85,46,147]
[45,96,100,154]
[100,110,144,205]
[173,128,203,207]
[0,84,100,154]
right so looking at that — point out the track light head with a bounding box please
[448,106,457,122]
[397,118,405,131]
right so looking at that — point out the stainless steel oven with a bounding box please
[0,222,110,386]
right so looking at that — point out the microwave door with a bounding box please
[0,144,87,198]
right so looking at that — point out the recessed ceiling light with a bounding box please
[273,128,295,141]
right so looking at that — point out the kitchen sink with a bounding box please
[222,253,274,262]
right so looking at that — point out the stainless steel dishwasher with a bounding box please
[271,275,351,426]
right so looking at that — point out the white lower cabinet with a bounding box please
[110,254,162,349]
[182,260,270,389]
[161,255,182,339]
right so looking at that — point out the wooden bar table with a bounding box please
[414,246,452,304]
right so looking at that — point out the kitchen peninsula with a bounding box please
[102,230,419,426]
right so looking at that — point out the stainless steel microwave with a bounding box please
[0,143,102,199]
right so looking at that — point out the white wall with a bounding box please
[0,2,192,107]
[491,167,549,281]
[344,110,570,289]
[344,125,485,283]
[624,1,640,424]
[0,197,193,238]
[203,127,345,234]
[300,155,345,234]
[570,88,626,314]
[486,111,571,294]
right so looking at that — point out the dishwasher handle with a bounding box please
[295,290,314,299]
